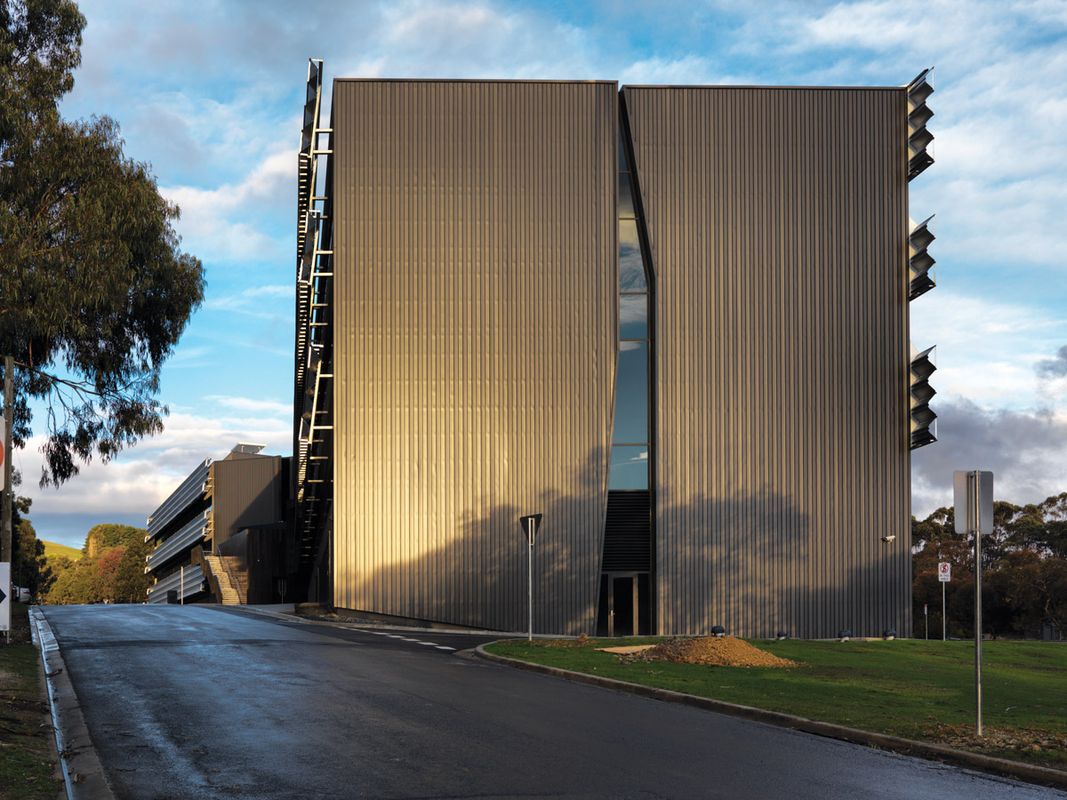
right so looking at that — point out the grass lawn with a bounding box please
[0,603,59,800]
[41,539,82,561]
[486,637,1067,771]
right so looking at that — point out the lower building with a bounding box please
[291,61,938,637]
[145,444,292,604]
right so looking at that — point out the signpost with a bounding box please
[938,561,951,641]
[519,514,543,641]
[923,603,928,640]
[954,470,994,737]
[0,562,9,642]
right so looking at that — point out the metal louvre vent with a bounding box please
[146,459,210,539]
[907,68,935,181]
[909,215,936,300]
[910,346,937,449]
[602,491,652,572]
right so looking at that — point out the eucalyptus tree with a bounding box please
[0,0,204,486]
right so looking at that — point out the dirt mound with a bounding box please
[632,636,797,668]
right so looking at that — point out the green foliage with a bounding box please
[83,522,142,556]
[12,516,45,594]
[113,535,152,602]
[912,493,1067,639]
[0,0,204,486]
[44,521,150,603]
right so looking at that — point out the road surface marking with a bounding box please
[435,645,456,651]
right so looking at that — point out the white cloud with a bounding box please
[204,395,293,416]
[161,148,294,263]
[15,408,292,520]
[912,400,1067,516]
[910,291,1067,409]
[620,56,720,86]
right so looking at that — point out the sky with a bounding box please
[15,0,1067,546]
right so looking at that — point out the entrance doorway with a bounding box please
[596,572,651,636]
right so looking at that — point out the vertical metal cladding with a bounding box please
[331,80,617,634]
[210,456,287,547]
[624,87,911,638]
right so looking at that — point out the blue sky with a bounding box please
[17,0,1067,546]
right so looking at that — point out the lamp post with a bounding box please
[519,514,543,641]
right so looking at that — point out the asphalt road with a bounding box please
[41,604,1065,800]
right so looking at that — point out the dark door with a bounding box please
[596,572,649,636]
[612,576,636,636]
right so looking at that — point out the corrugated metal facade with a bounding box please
[331,80,617,634]
[210,455,287,546]
[624,87,911,638]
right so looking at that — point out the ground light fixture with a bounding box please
[711,625,725,637]
[882,629,897,640]
[838,629,853,641]
[775,631,789,640]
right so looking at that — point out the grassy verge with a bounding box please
[486,637,1067,771]
[0,602,60,800]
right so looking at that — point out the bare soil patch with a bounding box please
[628,636,798,668]
[929,723,1067,760]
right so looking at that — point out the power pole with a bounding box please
[2,355,13,565]
[2,355,13,645]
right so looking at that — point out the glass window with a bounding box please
[619,171,635,219]
[619,219,647,291]
[609,446,649,490]
[612,342,648,443]
[619,294,647,340]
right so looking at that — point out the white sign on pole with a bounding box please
[0,562,9,633]
[954,470,994,535]
[938,562,952,583]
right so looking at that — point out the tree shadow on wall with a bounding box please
[338,451,907,638]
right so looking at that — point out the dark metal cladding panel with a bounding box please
[210,456,286,548]
[332,80,617,635]
[624,87,911,639]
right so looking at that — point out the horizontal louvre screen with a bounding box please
[602,490,651,572]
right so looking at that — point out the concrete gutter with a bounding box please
[29,608,115,800]
[475,643,1067,793]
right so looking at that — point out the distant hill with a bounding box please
[42,540,83,561]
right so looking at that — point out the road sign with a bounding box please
[938,562,951,582]
[954,470,993,535]
[0,562,9,634]
[519,514,543,544]
[953,469,994,737]
[518,514,544,642]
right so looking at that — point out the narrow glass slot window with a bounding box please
[619,294,647,340]
[619,171,636,219]
[612,341,649,443]
[619,219,647,291]
[609,446,649,490]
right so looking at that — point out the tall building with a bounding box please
[293,61,937,637]
[145,444,291,604]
